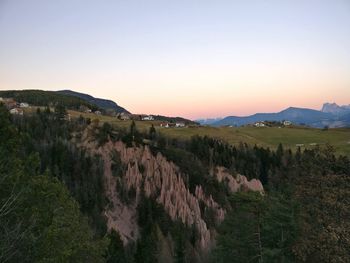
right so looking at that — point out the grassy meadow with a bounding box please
[161,125,350,156]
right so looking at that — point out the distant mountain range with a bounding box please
[57,90,129,113]
[197,103,350,128]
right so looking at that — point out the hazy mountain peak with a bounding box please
[321,102,350,115]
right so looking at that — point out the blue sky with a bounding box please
[1,0,349,119]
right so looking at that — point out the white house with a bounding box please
[94,110,102,115]
[10,108,23,115]
[142,115,154,121]
[283,120,292,126]
[175,122,185,128]
[20,102,29,108]
[254,122,265,127]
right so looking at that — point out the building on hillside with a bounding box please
[160,122,177,128]
[160,122,170,128]
[254,122,265,127]
[142,115,154,121]
[10,108,23,115]
[283,120,292,126]
[94,110,102,115]
[20,102,29,108]
[119,112,131,120]
[175,122,185,128]
[0,97,3,102]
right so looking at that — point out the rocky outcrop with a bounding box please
[79,137,222,248]
[195,185,225,222]
[78,130,263,249]
[215,166,264,193]
[105,141,223,248]
[97,142,140,244]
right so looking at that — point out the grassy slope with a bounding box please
[161,126,350,155]
[66,110,350,156]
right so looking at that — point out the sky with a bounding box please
[0,0,350,119]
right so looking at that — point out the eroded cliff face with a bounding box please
[77,130,263,249]
[215,166,264,193]
[95,141,140,244]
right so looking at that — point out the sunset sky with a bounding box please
[1,0,350,119]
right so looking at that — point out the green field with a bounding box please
[162,126,350,155]
[68,110,350,156]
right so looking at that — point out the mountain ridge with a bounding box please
[207,103,350,128]
[57,89,130,113]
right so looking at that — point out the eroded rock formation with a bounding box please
[104,141,222,248]
[78,130,263,249]
[215,166,264,193]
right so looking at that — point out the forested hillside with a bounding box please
[0,105,105,262]
[1,103,349,262]
[0,90,99,110]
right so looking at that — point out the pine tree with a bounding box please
[212,192,297,263]
[54,103,67,121]
[106,229,126,263]
[149,124,156,140]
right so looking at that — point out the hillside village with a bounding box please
[0,96,190,128]
[253,120,292,127]
[0,97,29,115]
